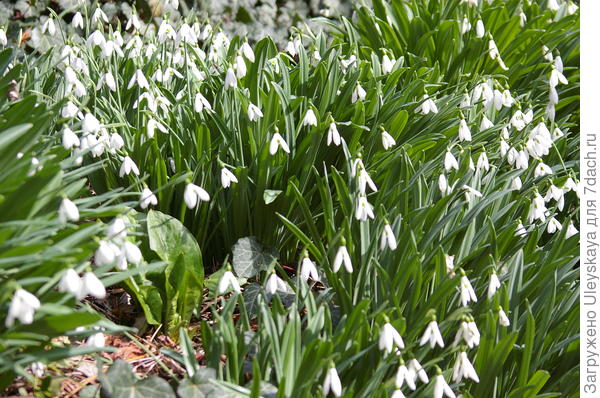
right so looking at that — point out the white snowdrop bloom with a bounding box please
[269,132,290,155]
[302,108,318,127]
[323,366,342,397]
[200,24,213,41]
[453,320,480,348]
[235,55,247,78]
[542,45,554,62]
[6,289,41,327]
[550,68,568,88]
[554,55,564,73]
[184,183,210,209]
[552,127,564,141]
[61,101,79,119]
[452,351,479,383]
[415,94,438,115]
[492,89,504,111]
[0,28,6,46]
[468,156,475,172]
[502,90,515,108]
[86,332,105,348]
[139,188,158,209]
[82,113,101,135]
[357,167,378,195]
[95,240,120,266]
[391,390,406,398]
[91,7,108,25]
[265,273,287,295]
[42,17,56,36]
[97,72,117,91]
[382,54,395,74]
[126,14,141,31]
[327,122,341,146]
[62,127,80,150]
[547,217,562,234]
[461,17,471,34]
[445,254,455,275]
[476,152,489,171]
[247,103,263,121]
[500,139,510,157]
[439,174,449,195]
[488,38,500,60]
[565,222,578,238]
[109,133,124,152]
[549,85,559,105]
[515,222,527,237]
[59,269,84,300]
[528,193,548,223]
[300,256,319,282]
[106,217,127,241]
[147,118,168,139]
[380,224,397,251]
[545,184,564,205]
[395,363,416,390]
[488,272,501,299]
[127,69,149,90]
[534,162,553,178]
[30,362,46,378]
[340,55,358,72]
[475,19,485,38]
[119,156,140,177]
[459,275,478,306]
[463,185,483,203]
[408,358,429,384]
[547,0,560,11]
[194,93,212,113]
[480,115,494,130]
[220,168,238,188]
[218,270,241,294]
[122,241,142,265]
[510,110,527,131]
[134,92,157,112]
[285,37,302,57]
[87,30,106,48]
[460,92,471,108]
[515,150,529,170]
[511,177,522,191]
[241,41,255,62]
[82,272,106,299]
[433,374,456,398]
[458,119,471,141]
[312,49,322,62]
[444,151,459,172]
[177,23,197,44]
[59,198,79,223]
[379,323,405,354]
[355,196,375,221]
[562,177,578,193]
[420,320,444,348]
[71,12,84,29]
[352,83,367,103]
[157,20,176,43]
[333,245,352,273]
[498,306,510,326]
[520,11,527,26]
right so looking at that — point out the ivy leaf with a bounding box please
[231,236,278,278]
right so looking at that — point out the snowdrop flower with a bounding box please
[184,183,210,209]
[457,119,472,142]
[91,7,108,25]
[302,109,318,126]
[119,156,140,177]
[333,243,353,273]
[61,101,79,119]
[82,113,101,135]
[438,174,450,196]
[106,217,127,241]
[352,83,367,103]
[528,192,548,223]
[382,54,395,74]
[395,362,416,390]
[127,69,149,90]
[444,151,459,172]
[109,133,124,152]
[6,289,41,327]
[126,13,141,31]
[269,132,290,155]
[550,67,568,88]
[247,103,263,121]
[461,17,471,34]
[501,90,515,108]
[157,21,176,43]
[415,94,438,115]
[218,270,241,294]
[534,162,553,177]
[0,28,6,46]
[95,240,119,266]
[420,320,444,348]
[355,196,375,221]
[408,358,429,384]
[547,217,562,234]
[489,38,508,70]
[97,72,117,91]
[379,323,405,354]
[452,351,479,383]
[511,177,522,191]
[445,254,455,275]
[62,127,80,150]
[515,222,527,237]
[216,167,238,188]
[463,185,483,203]
[241,41,255,62]
[476,152,489,172]
[381,129,396,150]
[82,272,106,299]
[487,272,501,299]
[71,12,84,29]
[42,17,56,36]
[510,110,527,131]
[265,273,287,295]
[552,127,564,141]
[433,372,456,398]
[59,269,84,300]
[380,223,397,251]
[547,0,560,11]
[323,366,342,397]
[59,198,79,223]
[459,274,477,306]
[498,306,510,326]
[285,37,302,57]
[327,122,341,146]
[139,188,158,209]
[500,139,510,157]
[235,55,247,78]
[87,30,106,48]
[86,332,105,347]
[391,390,406,398]
[30,362,46,378]
[300,256,319,282]
[515,150,529,170]
[194,93,212,113]
[566,222,578,238]
[480,115,494,130]
[545,184,564,209]
[147,118,168,138]
[453,319,480,348]
[122,241,142,265]
[475,19,485,38]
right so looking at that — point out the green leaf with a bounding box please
[231,237,278,278]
